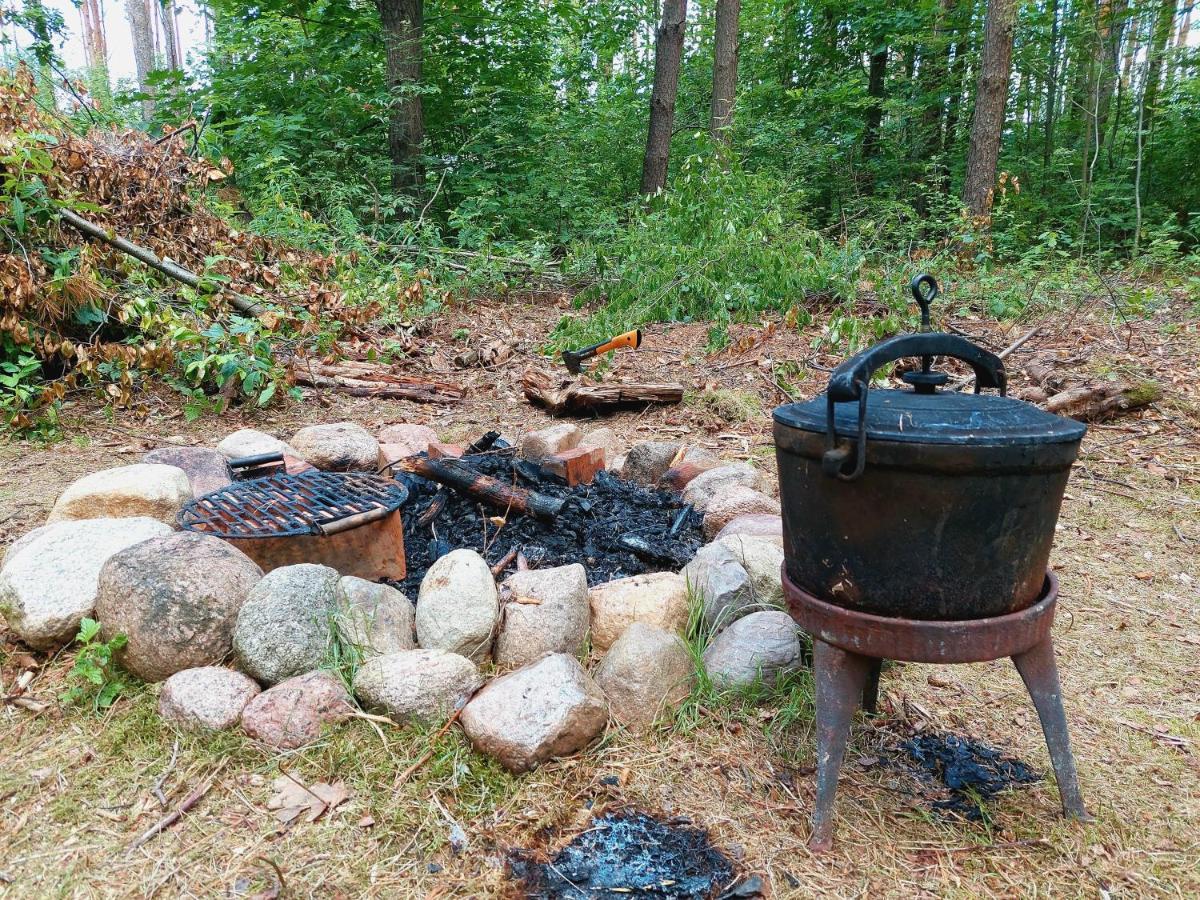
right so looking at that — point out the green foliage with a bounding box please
[61,618,132,713]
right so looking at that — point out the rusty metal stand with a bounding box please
[783,569,1090,853]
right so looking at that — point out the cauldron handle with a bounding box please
[822,333,1007,481]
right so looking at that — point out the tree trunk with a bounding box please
[376,0,425,196]
[962,0,1016,218]
[160,0,182,70]
[641,0,688,195]
[709,0,740,144]
[1141,0,1178,135]
[125,0,156,119]
[1042,0,1061,170]
[80,0,107,70]
[918,0,955,164]
[862,47,888,163]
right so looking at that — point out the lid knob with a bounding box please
[902,274,948,394]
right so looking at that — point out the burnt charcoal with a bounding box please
[512,811,734,900]
[395,449,704,596]
[898,731,1041,820]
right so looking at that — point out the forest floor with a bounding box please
[1,287,1199,898]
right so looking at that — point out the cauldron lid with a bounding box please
[773,389,1087,447]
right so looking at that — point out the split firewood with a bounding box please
[522,367,684,416]
[453,339,517,369]
[291,361,464,403]
[1043,380,1162,422]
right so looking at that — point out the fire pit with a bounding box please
[177,471,409,581]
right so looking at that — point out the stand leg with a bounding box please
[1011,637,1091,821]
[862,658,883,716]
[810,640,873,852]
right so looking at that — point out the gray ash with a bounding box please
[898,731,1041,820]
[510,811,734,899]
[394,447,704,596]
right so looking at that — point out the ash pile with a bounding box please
[393,437,704,596]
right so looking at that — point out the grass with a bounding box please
[686,388,765,425]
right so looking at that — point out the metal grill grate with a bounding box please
[177,471,409,538]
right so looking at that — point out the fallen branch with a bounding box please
[58,208,267,317]
[129,761,227,851]
[391,456,563,522]
[291,362,464,404]
[522,368,683,416]
[1044,380,1162,422]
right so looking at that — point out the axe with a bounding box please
[561,329,643,374]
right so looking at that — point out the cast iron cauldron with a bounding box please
[773,275,1086,620]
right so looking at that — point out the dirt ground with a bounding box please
[2,289,1198,898]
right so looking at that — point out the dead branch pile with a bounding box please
[0,65,371,419]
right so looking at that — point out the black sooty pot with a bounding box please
[773,275,1086,620]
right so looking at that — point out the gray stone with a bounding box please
[588,572,689,651]
[240,670,352,749]
[682,463,765,512]
[415,549,498,662]
[336,577,415,657]
[701,611,803,689]
[289,422,380,472]
[216,428,297,460]
[703,487,779,538]
[621,441,681,485]
[95,532,264,682]
[459,653,608,773]
[142,447,231,497]
[352,650,481,724]
[495,564,589,668]
[46,463,192,525]
[714,514,784,548]
[682,542,754,633]
[233,564,341,685]
[714,535,784,610]
[518,424,581,461]
[594,623,694,730]
[158,666,261,731]
[377,423,438,457]
[0,517,172,650]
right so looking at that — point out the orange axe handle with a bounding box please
[561,329,643,372]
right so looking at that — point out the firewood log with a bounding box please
[522,368,683,416]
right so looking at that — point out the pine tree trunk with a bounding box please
[918,0,955,164]
[125,0,156,120]
[862,47,888,162]
[641,0,688,195]
[160,0,181,71]
[709,0,740,145]
[1042,0,1062,170]
[376,0,425,196]
[962,0,1016,218]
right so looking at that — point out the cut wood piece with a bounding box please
[291,362,463,404]
[1043,380,1161,422]
[391,456,564,522]
[522,368,684,417]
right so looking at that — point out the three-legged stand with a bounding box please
[784,570,1090,852]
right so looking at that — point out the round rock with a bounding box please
[0,517,172,650]
[289,422,379,472]
[621,441,681,485]
[377,423,437,457]
[158,666,261,731]
[714,535,784,608]
[142,446,232,497]
[95,532,264,682]
[702,487,778,539]
[577,427,624,471]
[594,623,695,730]
[495,563,589,668]
[353,649,481,725]
[46,463,192,525]
[459,653,608,773]
[518,424,582,461]
[233,564,341,685]
[682,463,765,512]
[701,610,803,689]
[415,549,498,662]
[240,670,352,750]
[715,514,784,548]
[336,576,415,658]
[587,571,689,651]
[216,428,297,460]
[682,541,755,633]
